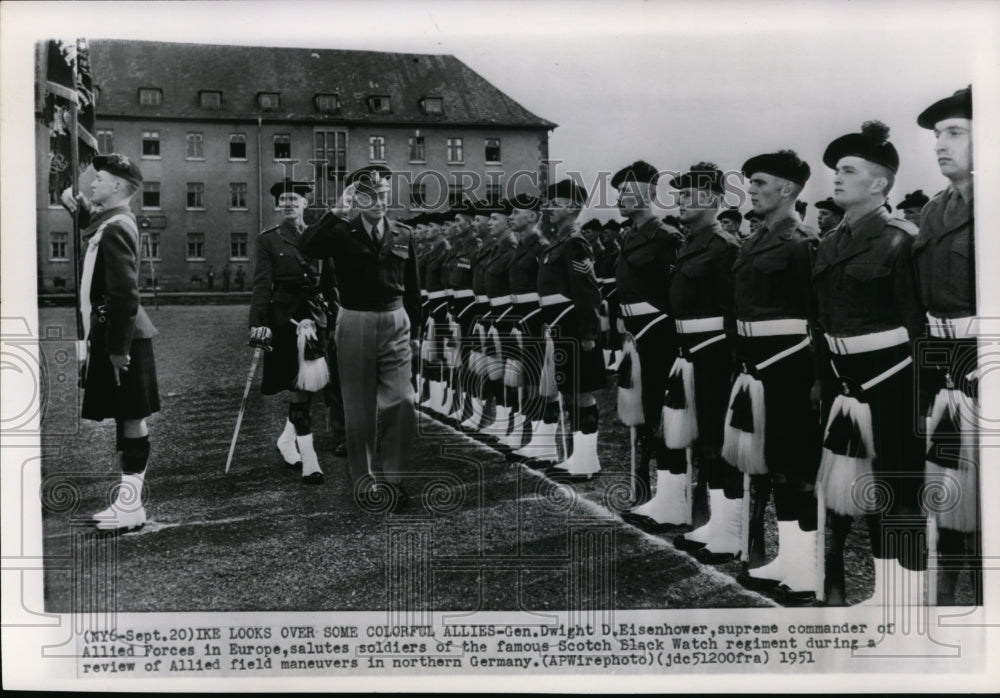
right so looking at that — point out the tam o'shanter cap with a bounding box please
[815,197,844,216]
[898,190,930,210]
[546,179,589,206]
[918,85,972,129]
[669,162,726,193]
[741,149,811,187]
[822,120,899,173]
[611,160,660,188]
[93,153,143,187]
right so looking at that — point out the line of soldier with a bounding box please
[407,85,978,607]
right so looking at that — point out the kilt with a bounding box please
[600,281,622,351]
[82,336,160,421]
[541,301,606,396]
[487,303,514,360]
[823,341,924,514]
[261,322,300,395]
[450,296,479,361]
[677,329,732,453]
[734,333,821,482]
[514,303,545,385]
[622,313,675,425]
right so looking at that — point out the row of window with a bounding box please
[133,87,441,116]
[49,231,248,262]
[137,182,247,210]
[99,129,502,164]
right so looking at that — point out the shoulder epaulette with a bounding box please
[886,217,919,237]
[714,228,740,247]
[794,222,820,241]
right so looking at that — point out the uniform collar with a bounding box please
[360,216,384,237]
[846,204,892,240]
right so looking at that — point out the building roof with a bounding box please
[89,39,556,129]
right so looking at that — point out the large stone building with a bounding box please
[36,39,555,292]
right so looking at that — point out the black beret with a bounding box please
[745,210,762,221]
[795,200,808,217]
[918,85,972,129]
[669,162,725,194]
[450,199,474,216]
[741,149,811,187]
[475,198,510,216]
[93,153,143,187]
[269,178,312,199]
[581,218,603,232]
[611,160,660,188]
[347,164,392,193]
[898,190,930,211]
[823,120,899,173]
[603,219,622,232]
[717,208,742,224]
[509,192,541,212]
[662,215,681,229]
[814,197,844,216]
[546,179,589,206]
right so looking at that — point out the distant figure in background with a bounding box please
[717,207,743,240]
[223,263,232,292]
[206,265,215,290]
[814,197,844,240]
[898,189,930,227]
[745,210,763,238]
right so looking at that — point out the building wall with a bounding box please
[36,119,549,292]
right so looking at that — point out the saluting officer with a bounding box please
[726,150,822,603]
[912,86,979,605]
[300,166,421,511]
[604,161,685,523]
[667,163,743,562]
[812,121,926,605]
[60,154,159,533]
[814,197,844,239]
[537,179,606,481]
[249,179,327,484]
[897,189,931,228]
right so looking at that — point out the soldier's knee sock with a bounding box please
[797,490,818,532]
[708,457,742,499]
[542,400,560,425]
[115,420,125,453]
[289,402,311,436]
[505,386,519,411]
[898,521,928,572]
[865,513,890,560]
[662,447,687,475]
[579,403,599,434]
[773,481,798,522]
[120,436,150,475]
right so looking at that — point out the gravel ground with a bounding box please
[37,305,974,612]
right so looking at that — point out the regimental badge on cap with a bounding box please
[348,165,392,194]
[92,153,143,187]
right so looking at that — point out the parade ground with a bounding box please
[38,304,971,612]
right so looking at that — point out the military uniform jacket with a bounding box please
[733,212,817,322]
[249,219,324,330]
[669,221,739,336]
[471,237,497,296]
[616,216,683,312]
[912,185,975,318]
[78,204,157,355]
[484,233,517,299]
[812,206,924,340]
[300,212,420,338]
[448,236,481,290]
[509,231,545,294]
[537,229,602,341]
[422,240,452,293]
[597,237,620,280]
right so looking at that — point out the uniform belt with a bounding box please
[539,293,572,307]
[420,289,428,297]
[510,292,539,304]
[737,318,808,337]
[427,290,449,300]
[597,277,615,284]
[489,296,510,307]
[453,289,475,299]
[475,294,490,304]
[675,316,724,334]
[927,313,977,339]
[619,301,661,317]
[825,327,908,355]
[342,298,403,313]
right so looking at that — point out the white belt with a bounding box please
[510,292,539,304]
[476,294,490,303]
[539,293,572,307]
[675,316,724,334]
[737,318,808,337]
[927,313,977,339]
[489,296,510,307]
[597,277,615,284]
[420,289,428,296]
[825,327,908,355]
[427,290,449,300]
[454,289,474,299]
[619,301,661,317]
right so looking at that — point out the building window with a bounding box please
[186,132,204,160]
[141,182,160,209]
[138,87,162,105]
[314,129,347,205]
[408,136,425,163]
[410,183,426,209]
[230,233,248,260]
[199,90,222,108]
[186,233,205,260]
[142,232,161,260]
[315,93,339,112]
[186,182,205,209]
[273,134,291,159]
[485,138,501,164]
[230,182,248,209]
[141,130,160,158]
[258,92,280,110]
[367,95,391,113]
[447,137,463,163]
[369,136,386,162]
[448,184,464,208]
[421,97,443,114]
[97,128,114,154]
[50,232,69,261]
[229,134,247,160]
[486,183,502,205]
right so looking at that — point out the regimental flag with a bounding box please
[37,39,98,202]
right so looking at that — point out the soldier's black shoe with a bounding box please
[620,511,682,534]
[736,568,782,592]
[277,447,302,471]
[773,584,817,606]
[301,472,324,485]
[673,535,708,553]
[694,547,739,565]
[332,442,347,457]
[544,467,596,483]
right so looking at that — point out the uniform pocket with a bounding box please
[754,255,789,274]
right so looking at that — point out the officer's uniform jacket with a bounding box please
[448,235,480,291]
[912,185,975,319]
[484,233,517,299]
[509,231,545,294]
[249,219,325,330]
[422,240,452,293]
[669,220,740,337]
[537,228,602,341]
[617,217,683,312]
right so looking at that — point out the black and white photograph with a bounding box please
[3,0,999,692]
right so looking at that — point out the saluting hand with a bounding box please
[332,184,356,218]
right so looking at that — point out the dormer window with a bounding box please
[421,97,443,115]
[138,87,162,106]
[367,95,391,114]
[199,90,222,108]
[315,93,339,112]
[258,92,280,110]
